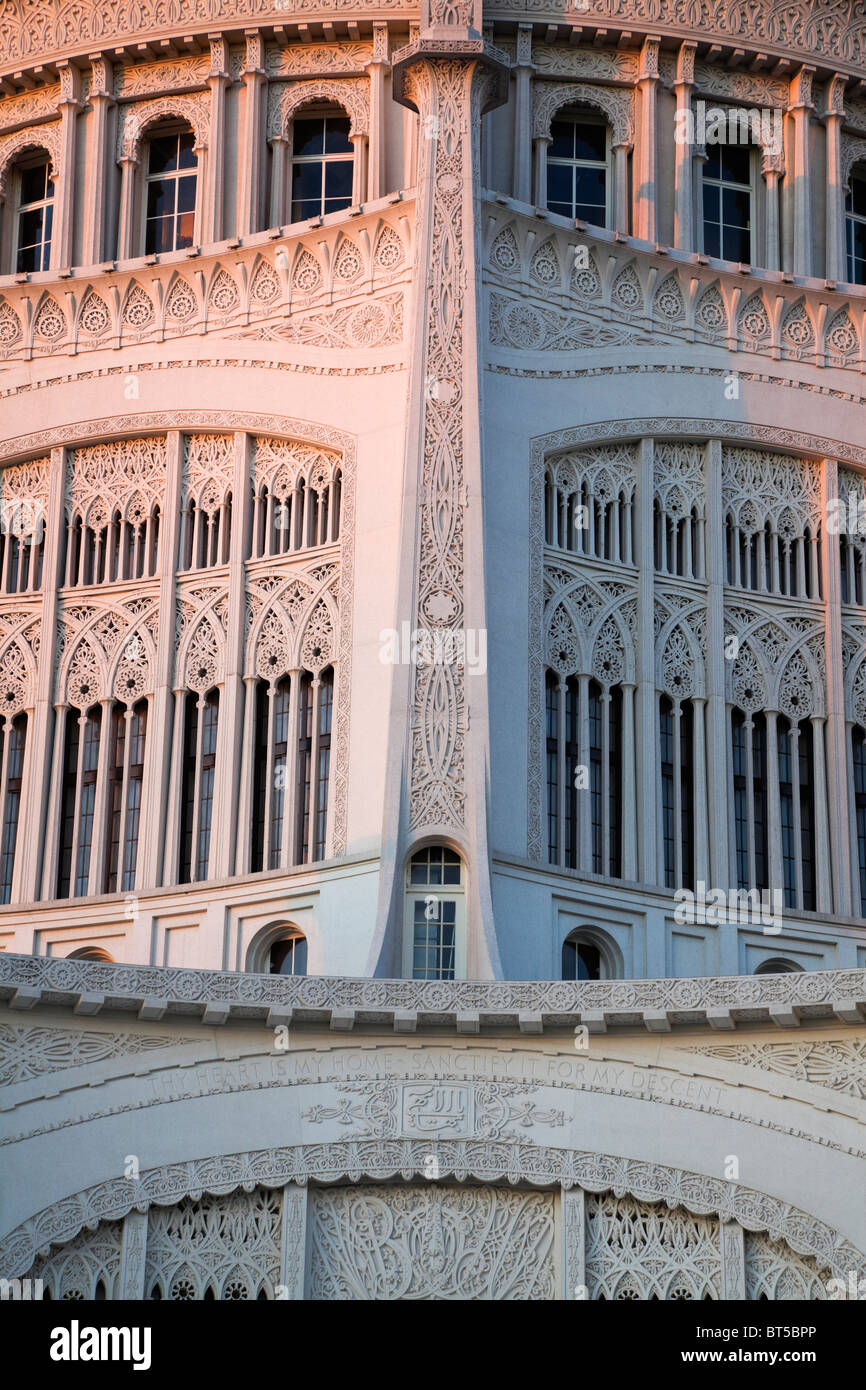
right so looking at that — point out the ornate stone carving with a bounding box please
[25,1222,123,1300]
[144,1191,282,1299]
[67,437,166,525]
[491,292,645,350]
[117,93,210,160]
[532,80,634,145]
[0,1024,198,1086]
[745,1230,828,1300]
[585,1193,722,1300]
[113,56,210,98]
[0,121,62,196]
[685,1040,866,1100]
[267,77,369,140]
[243,291,403,347]
[309,1185,557,1300]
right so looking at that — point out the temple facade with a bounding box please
[0,0,864,1300]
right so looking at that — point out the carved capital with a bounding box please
[675,40,697,87]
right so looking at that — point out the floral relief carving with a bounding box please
[59,599,158,708]
[685,1039,866,1100]
[184,434,233,511]
[117,93,210,161]
[267,77,369,140]
[242,292,403,348]
[121,282,155,334]
[722,446,823,535]
[207,267,240,316]
[67,437,166,526]
[25,1222,123,1300]
[0,298,23,352]
[0,1024,198,1086]
[76,290,111,340]
[145,1191,282,1300]
[490,292,645,351]
[33,295,67,342]
[0,121,62,196]
[745,1231,828,1301]
[585,1194,722,1301]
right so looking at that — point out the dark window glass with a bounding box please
[0,714,26,904]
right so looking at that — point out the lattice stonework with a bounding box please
[144,1191,282,1300]
[67,437,166,526]
[744,1231,828,1301]
[585,1195,722,1300]
[27,1221,123,1299]
[309,1185,557,1301]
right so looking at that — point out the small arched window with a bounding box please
[14,153,54,272]
[290,110,354,223]
[702,142,753,263]
[269,932,308,976]
[561,928,620,980]
[546,112,610,226]
[67,947,115,962]
[144,125,197,255]
[846,165,866,285]
[753,957,804,975]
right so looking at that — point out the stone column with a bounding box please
[634,35,660,243]
[138,431,183,889]
[51,62,82,270]
[279,1184,308,1299]
[237,30,267,238]
[82,55,114,266]
[824,76,848,282]
[533,135,551,210]
[613,142,631,234]
[561,1185,586,1301]
[210,431,252,879]
[789,66,815,277]
[692,695,709,887]
[388,4,508,977]
[620,682,637,881]
[116,156,139,261]
[366,24,391,202]
[636,438,657,884]
[269,136,288,228]
[821,457,852,914]
[351,134,368,206]
[512,24,533,205]
[705,440,729,888]
[117,1209,148,1299]
[720,1220,746,1300]
[811,714,832,914]
[762,160,782,272]
[673,41,696,251]
[19,447,66,903]
[203,35,230,245]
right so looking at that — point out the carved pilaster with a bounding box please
[512,24,533,205]
[279,1183,308,1300]
[635,35,661,243]
[204,35,230,245]
[561,1184,586,1300]
[673,41,696,251]
[117,1209,148,1300]
[720,1219,746,1300]
[366,23,391,202]
[83,55,115,265]
[824,76,848,282]
[789,66,815,276]
[51,62,82,270]
[237,30,267,237]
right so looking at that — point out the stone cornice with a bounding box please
[0,952,863,1033]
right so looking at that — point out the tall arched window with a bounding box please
[179,492,231,570]
[702,142,753,263]
[660,696,694,891]
[0,510,43,593]
[144,126,197,254]
[290,111,354,223]
[846,166,866,285]
[546,112,610,225]
[57,706,102,899]
[653,501,703,580]
[853,725,866,917]
[13,153,54,272]
[106,701,147,894]
[724,511,821,598]
[546,671,622,877]
[251,669,335,871]
[544,458,635,564]
[179,689,219,884]
[405,846,465,981]
[777,716,815,911]
[562,938,601,980]
[0,713,27,904]
[294,668,333,865]
[731,708,768,893]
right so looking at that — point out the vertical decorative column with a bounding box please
[204,35,230,245]
[211,432,252,879]
[789,66,815,277]
[620,682,637,880]
[366,23,391,202]
[83,55,114,266]
[720,1220,746,1300]
[762,157,782,272]
[512,24,533,205]
[561,1185,586,1301]
[117,1210,148,1300]
[692,696,709,886]
[824,76,848,282]
[280,1185,308,1299]
[237,30,267,237]
[634,35,660,243]
[19,447,66,903]
[765,710,784,898]
[821,457,853,916]
[533,134,551,210]
[116,156,139,262]
[351,133,369,206]
[704,440,729,891]
[269,136,288,228]
[636,438,657,884]
[673,42,696,251]
[139,431,183,889]
[51,62,82,270]
[612,141,631,235]
[390,2,508,976]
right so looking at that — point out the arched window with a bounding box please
[753,957,804,975]
[179,689,219,884]
[67,947,115,962]
[660,696,694,891]
[777,716,815,911]
[269,932,308,976]
[144,125,197,254]
[853,725,866,916]
[106,701,147,894]
[290,110,354,223]
[405,846,465,980]
[702,142,753,263]
[546,672,622,877]
[13,153,54,272]
[57,706,102,899]
[561,927,621,980]
[846,165,866,285]
[294,668,333,864]
[0,713,26,903]
[251,670,333,871]
[179,492,231,570]
[0,498,44,594]
[731,708,769,893]
[546,111,610,226]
